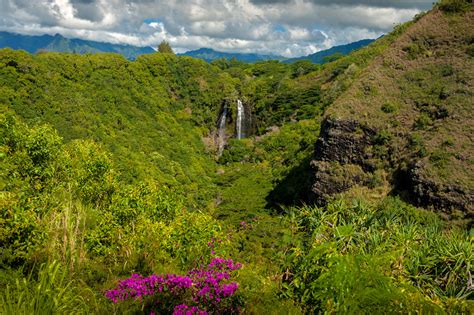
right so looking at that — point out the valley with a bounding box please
[1,1,473,314]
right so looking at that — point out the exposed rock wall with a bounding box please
[309,118,375,205]
[409,162,474,216]
[309,117,473,218]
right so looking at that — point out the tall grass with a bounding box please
[46,189,88,272]
[0,261,91,314]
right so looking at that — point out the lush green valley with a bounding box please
[1,1,473,314]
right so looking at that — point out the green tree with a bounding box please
[157,40,174,54]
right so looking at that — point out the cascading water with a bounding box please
[236,99,244,139]
[217,104,228,157]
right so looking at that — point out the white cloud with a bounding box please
[0,0,433,57]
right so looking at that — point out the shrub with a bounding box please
[403,43,424,60]
[105,256,243,314]
[409,133,428,157]
[414,113,433,130]
[374,129,392,145]
[430,149,452,168]
[438,0,471,13]
[381,101,397,113]
[442,137,455,147]
[439,64,455,77]
[467,44,474,57]
[280,198,474,313]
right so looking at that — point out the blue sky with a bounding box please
[0,0,433,57]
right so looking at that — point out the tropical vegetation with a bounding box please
[1,0,473,313]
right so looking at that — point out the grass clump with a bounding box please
[1,261,91,314]
[414,112,434,130]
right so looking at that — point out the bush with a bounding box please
[374,129,392,145]
[409,133,428,157]
[280,198,474,313]
[467,44,474,57]
[430,149,452,168]
[414,113,433,130]
[381,101,397,113]
[403,43,424,60]
[438,0,471,13]
[105,256,243,314]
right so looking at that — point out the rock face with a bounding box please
[409,162,474,216]
[309,118,375,205]
[310,118,473,219]
[313,118,376,169]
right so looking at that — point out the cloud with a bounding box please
[250,0,433,9]
[70,0,104,22]
[0,0,433,57]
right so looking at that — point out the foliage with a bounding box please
[157,40,175,54]
[280,198,474,313]
[0,48,229,207]
[322,52,344,63]
[381,101,398,113]
[1,3,473,314]
[1,261,90,314]
[0,116,227,304]
[438,0,471,13]
[105,257,243,314]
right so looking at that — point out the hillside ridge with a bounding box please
[309,6,474,219]
[0,31,155,60]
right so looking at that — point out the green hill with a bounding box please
[0,50,242,206]
[310,5,473,220]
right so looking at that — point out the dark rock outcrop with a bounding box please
[309,118,376,205]
[408,162,474,216]
[310,160,370,205]
[314,118,376,169]
[309,118,473,219]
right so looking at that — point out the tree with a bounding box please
[157,40,174,54]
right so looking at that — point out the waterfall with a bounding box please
[217,104,227,157]
[236,99,244,139]
[218,104,227,133]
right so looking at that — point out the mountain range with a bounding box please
[0,31,155,60]
[177,47,286,63]
[0,31,374,63]
[283,38,375,63]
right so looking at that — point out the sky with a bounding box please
[0,0,434,57]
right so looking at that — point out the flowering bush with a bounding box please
[105,257,243,314]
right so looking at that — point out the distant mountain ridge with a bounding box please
[178,47,286,63]
[0,31,374,63]
[180,40,375,64]
[0,31,155,60]
[284,39,375,63]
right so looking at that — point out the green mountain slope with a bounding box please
[179,47,286,63]
[284,38,375,64]
[310,4,474,219]
[0,50,239,206]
